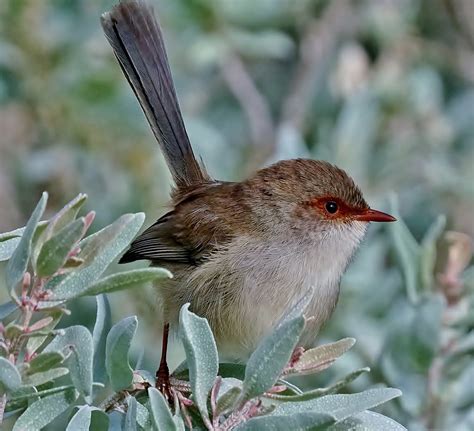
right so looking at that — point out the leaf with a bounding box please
[0,226,25,242]
[26,310,63,355]
[420,215,446,290]
[0,357,22,393]
[275,286,315,330]
[6,192,48,296]
[44,325,94,397]
[272,388,402,422]
[125,396,137,431]
[329,410,407,430]
[66,405,92,431]
[136,401,153,430]
[0,301,18,319]
[389,196,420,303]
[92,295,112,385]
[106,316,137,391]
[36,218,86,277]
[77,267,172,297]
[216,385,242,416]
[179,304,218,422]
[148,387,177,431]
[235,412,336,431]
[0,237,21,262]
[27,351,65,374]
[268,368,370,402]
[285,338,356,376]
[24,367,69,386]
[240,315,305,404]
[45,193,87,237]
[12,387,78,431]
[40,213,145,305]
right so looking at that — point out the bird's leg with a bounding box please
[156,322,172,400]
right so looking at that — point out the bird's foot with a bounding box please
[156,362,172,402]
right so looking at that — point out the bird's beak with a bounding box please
[353,208,397,222]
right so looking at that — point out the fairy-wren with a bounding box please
[101,0,395,390]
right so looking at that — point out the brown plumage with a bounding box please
[101,0,395,391]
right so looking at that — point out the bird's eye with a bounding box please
[325,201,338,214]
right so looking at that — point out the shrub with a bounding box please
[1,192,412,430]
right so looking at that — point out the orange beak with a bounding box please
[353,209,397,223]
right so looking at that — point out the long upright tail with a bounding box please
[101,0,210,190]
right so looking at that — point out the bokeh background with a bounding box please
[0,0,473,429]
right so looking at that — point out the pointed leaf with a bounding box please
[66,405,92,431]
[6,192,48,295]
[12,387,78,431]
[286,338,355,376]
[36,218,86,277]
[0,357,21,393]
[125,396,137,431]
[329,410,406,430]
[44,326,93,397]
[106,316,137,391]
[93,295,112,385]
[240,315,305,404]
[136,401,152,430]
[389,196,420,303]
[27,351,65,374]
[179,304,218,422]
[236,412,335,431]
[0,237,21,262]
[24,367,69,386]
[45,193,87,238]
[272,388,402,421]
[40,213,145,304]
[148,387,177,431]
[78,267,172,297]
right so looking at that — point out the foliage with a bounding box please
[0,193,405,429]
[0,0,473,430]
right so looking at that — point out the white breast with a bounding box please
[187,221,368,360]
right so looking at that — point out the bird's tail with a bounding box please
[101,0,210,190]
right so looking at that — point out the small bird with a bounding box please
[101,0,395,393]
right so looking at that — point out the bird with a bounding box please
[101,0,396,394]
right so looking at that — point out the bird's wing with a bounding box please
[119,184,235,265]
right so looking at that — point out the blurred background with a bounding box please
[0,0,473,429]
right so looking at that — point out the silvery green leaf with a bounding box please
[6,192,47,295]
[268,368,370,402]
[179,303,218,422]
[0,357,22,393]
[26,310,62,355]
[124,396,137,431]
[329,410,407,430]
[235,412,336,431]
[66,405,92,431]
[0,237,21,262]
[272,388,402,421]
[92,295,112,385]
[6,385,39,412]
[216,385,242,416]
[44,325,93,397]
[148,387,176,431]
[27,351,65,374]
[12,387,78,431]
[420,215,446,290]
[36,218,85,277]
[136,401,152,430]
[90,407,109,430]
[45,193,87,238]
[24,367,69,386]
[285,338,355,376]
[106,316,137,391]
[77,267,172,297]
[240,315,305,404]
[0,226,25,242]
[389,196,420,303]
[40,213,145,305]
[0,300,18,319]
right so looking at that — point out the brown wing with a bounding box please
[119,183,237,265]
